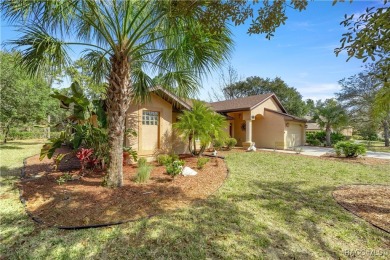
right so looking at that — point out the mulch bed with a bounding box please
[333,185,390,233]
[19,149,228,228]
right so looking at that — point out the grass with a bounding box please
[357,140,390,153]
[1,140,390,259]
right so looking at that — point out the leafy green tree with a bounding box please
[222,76,307,116]
[174,101,227,156]
[0,51,59,143]
[66,59,107,100]
[2,1,233,187]
[305,99,315,116]
[337,69,389,146]
[313,99,348,147]
[335,1,389,109]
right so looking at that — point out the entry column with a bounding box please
[243,119,253,149]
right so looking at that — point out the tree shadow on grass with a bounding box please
[0,141,45,146]
[0,166,21,177]
[3,174,390,259]
[232,180,390,258]
[0,145,23,150]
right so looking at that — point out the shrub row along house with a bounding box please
[125,88,306,159]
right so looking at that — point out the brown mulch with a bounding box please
[333,185,390,233]
[19,150,228,228]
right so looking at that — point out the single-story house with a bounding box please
[208,94,306,149]
[125,88,307,158]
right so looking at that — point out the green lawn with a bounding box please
[357,140,390,153]
[1,140,389,259]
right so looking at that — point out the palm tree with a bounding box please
[174,101,227,156]
[313,99,348,146]
[2,1,232,187]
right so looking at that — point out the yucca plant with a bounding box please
[2,1,232,187]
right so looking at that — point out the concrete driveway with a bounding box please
[259,146,390,160]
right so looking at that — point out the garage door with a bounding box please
[286,124,302,148]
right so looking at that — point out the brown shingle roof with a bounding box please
[264,108,307,122]
[208,93,278,112]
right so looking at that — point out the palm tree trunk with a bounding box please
[326,126,331,147]
[383,119,389,147]
[188,136,194,155]
[193,136,197,156]
[106,51,131,188]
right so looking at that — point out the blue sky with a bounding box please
[0,1,383,101]
[201,0,383,102]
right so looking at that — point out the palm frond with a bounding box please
[130,66,154,104]
[81,49,111,85]
[8,25,71,76]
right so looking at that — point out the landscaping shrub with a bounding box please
[75,148,99,173]
[197,157,209,169]
[212,139,224,151]
[57,173,73,185]
[137,158,147,167]
[123,146,138,163]
[156,154,180,169]
[307,138,322,146]
[306,132,323,146]
[352,134,363,140]
[306,131,345,146]
[157,154,171,166]
[331,132,345,144]
[166,160,184,177]
[135,164,152,183]
[334,141,367,158]
[170,153,179,161]
[359,129,378,141]
[225,138,237,150]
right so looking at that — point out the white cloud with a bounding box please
[297,82,341,101]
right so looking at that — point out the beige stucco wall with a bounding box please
[340,127,353,137]
[227,99,286,147]
[227,112,246,146]
[252,110,286,149]
[125,93,175,157]
[251,98,283,117]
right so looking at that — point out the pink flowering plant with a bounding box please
[76,148,99,173]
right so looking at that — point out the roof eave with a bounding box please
[212,108,251,113]
[152,87,192,110]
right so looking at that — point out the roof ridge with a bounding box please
[208,93,274,104]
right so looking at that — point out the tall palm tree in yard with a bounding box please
[313,99,348,147]
[2,1,232,187]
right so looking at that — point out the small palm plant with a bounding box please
[174,101,227,156]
